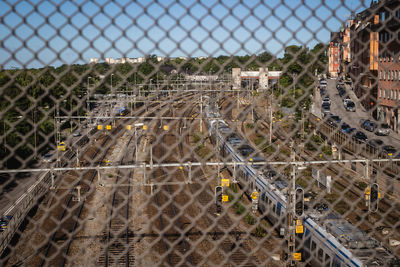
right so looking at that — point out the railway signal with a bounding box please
[369,183,379,212]
[295,188,304,217]
[215,186,223,215]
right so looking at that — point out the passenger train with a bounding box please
[205,101,399,266]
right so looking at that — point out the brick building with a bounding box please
[347,0,400,130]
[328,32,341,78]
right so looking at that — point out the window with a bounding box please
[311,241,316,251]
[391,90,393,99]
[379,70,382,80]
[318,248,324,261]
[379,88,382,98]
[325,254,331,267]
[383,71,386,80]
[305,237,311,249]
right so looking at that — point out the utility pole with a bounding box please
[287,141,297,266]
[87,76,91,124]
[200,93,203,132]
[269,91,273,144]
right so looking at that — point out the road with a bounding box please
[315,79,400,149]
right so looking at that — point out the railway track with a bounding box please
[150,101,197,265]
[98,134,135,266]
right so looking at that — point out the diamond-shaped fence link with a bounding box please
[0,0,400,266]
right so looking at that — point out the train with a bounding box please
[205,100,399,266]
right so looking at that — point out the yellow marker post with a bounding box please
[251,191,259,200]
[163,125,169,131]
[293,253,301,261]
[143,125,147,130]
[221,179,230,187]
[106,125,111,130]
[179,166,183,170]
[222,195,229,202]
[126,125,132,130]
[296,219,302,226]
[97,125,103,130]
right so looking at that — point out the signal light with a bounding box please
[215,186,223,214]
[369,183,379,212]
[295,188,304,217]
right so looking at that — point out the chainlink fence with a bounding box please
[0,0,400,266]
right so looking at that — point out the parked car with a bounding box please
[341,123,350,133]
[72,130,81,137]
[361,120,377,132]
[322,96,331,104]
[368,139,384,148]
[320,88,326,96]
[353,131,368,142]
[338,88,346,97]
[344,101,356,112]
[43,153,55,163]
[321,102,330,117]
[0,216,12,231]
[381,145,397,156]
[375,123,390,136]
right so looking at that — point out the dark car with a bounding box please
[353,131,368,142]
[344,101,356,112]
[338,88,346,97]
[341,123,351,133]
[381,145,397,156]
[361,120,377,132]
[329,115,341,123]
[0,216,12,231]
[368,139,384,148]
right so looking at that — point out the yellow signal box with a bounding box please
[222,195,229,202]
[97,125,103,130]
[143,125,147,130]
[163,125,169,131]
[221,179,230,187]
[106,125,111,130]
[293,253,301,261]
[296,225,304,234]
[126,125,132,130]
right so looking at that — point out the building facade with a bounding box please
[329,32,341,78]
[347,0,399,131]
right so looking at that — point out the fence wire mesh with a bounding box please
[0,0,400,266]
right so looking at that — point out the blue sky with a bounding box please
[0,0,368,69]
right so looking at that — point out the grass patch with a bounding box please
[356,181,368,190]
[322,146,332,155]
[195,144,211,159]
[245,213,256,225]
[324,193,339,204]
[334,200,349,215]
[192,132,204,143]
[254,135,275,154]
[233,201,246,215]
[253,225,267,237]
[311,134,323,145]
[296,177,309,188]
[246,122,255,129]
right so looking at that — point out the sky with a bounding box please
[0,0,368,69]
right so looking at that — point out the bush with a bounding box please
[245,213,255,225]
[254,225,267,237]
[322,146,332,155]
[233,202,246,215]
